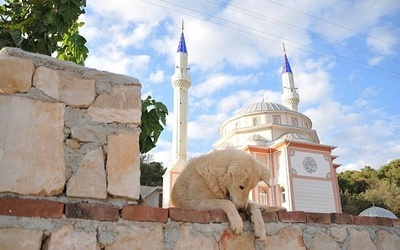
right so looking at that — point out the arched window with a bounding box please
[259,189,268,205]
[281,187,286,203]
[273,115,281,124]
[253,117,260,126]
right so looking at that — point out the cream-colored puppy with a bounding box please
[170,149,286,240]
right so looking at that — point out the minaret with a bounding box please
[162,22,191,208]
[281,44,300,111]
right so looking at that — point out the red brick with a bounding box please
[65,203,118,222]
[393,219,400,227]
[278,211,306,223]
[210,209,228,223]
[353,216,375,226]
[306,212,331,224]
[330,213,353,224]
[0,197,63,218]
[374,217,393,226]
[262,211,278,223]
[121,205,168,223]
[169,207,210,224]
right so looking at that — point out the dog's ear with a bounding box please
[260,163,271,187]
[226,161,248,183]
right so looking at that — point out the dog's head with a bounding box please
[222,158,271,211]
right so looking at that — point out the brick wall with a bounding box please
[0,48,399,249]
[0,196,399,249]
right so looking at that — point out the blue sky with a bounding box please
[78,0,400,172]
[3,0,396,171]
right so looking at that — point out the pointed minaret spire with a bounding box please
[163,21,191,208]
[282,44,292,74]
[281,44,300,112]
[177,21,187,53]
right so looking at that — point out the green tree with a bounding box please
[140,95,168,154]
[140,160,165,186]
[338,160,400,217]
[0,0,88,65]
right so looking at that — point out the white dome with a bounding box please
[237,101,291,115]
[359,205,398,219]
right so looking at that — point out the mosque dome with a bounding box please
[237,101,292,115]
[359,205,398,219]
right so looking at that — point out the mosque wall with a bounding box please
[0,48,399,249]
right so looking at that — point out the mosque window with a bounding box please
[259,189,268,205]
[273,115,281,124]
[235,121,240,129]
[253,117,260,126]
[281,187,286,203]
[292,117,298,127]
[304,122,309,129]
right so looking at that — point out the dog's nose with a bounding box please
[238,207,246,212]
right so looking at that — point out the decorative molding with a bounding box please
[303,156,317,174]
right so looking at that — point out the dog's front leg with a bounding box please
[247,203,267,241]
[197,199,244,235]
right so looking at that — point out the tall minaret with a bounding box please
[162,22,191,208]
[281,44,300,111]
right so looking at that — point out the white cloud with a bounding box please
[149,70,165,83]
[190,73,255,98]
[84,42,151,75]
[149,139,172,168]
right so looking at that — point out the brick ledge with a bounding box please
[0,197,398,227]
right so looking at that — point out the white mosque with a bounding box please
[162,24,342,213]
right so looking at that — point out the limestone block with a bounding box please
[66,147,107,199]
[87,85,141,124]
[0,96,65,196]
[348,228,375,250]
[45,225,99,250]
[33,66,95,108]
[219,229,255,250]
[310,231,340,250]
[174,224,219,249]
[0,228,43,250]
[262,226,306,249]
[70,124,107,143]
[104,224,163,250]
[106,132,140,199]
[0,55,34,94]
[376,230,400,249]
[65,139,82,149]
[329,225,347,243]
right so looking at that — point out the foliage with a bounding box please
[140,160,165,187]
[140,95,168,154]
[0,0,88,65]
[337,159,400,217]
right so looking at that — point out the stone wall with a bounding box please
[0,48,399,249]
[0,197,399,249]
[0,47,141,200]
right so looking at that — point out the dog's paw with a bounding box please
[256,204,286,212]
[229,218,244,235]
[253,224,267,241]
[255,233,267,241]
[274,206,287,211]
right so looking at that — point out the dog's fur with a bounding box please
[170,149,286,240]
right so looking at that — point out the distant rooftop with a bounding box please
[359,205,398,219]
